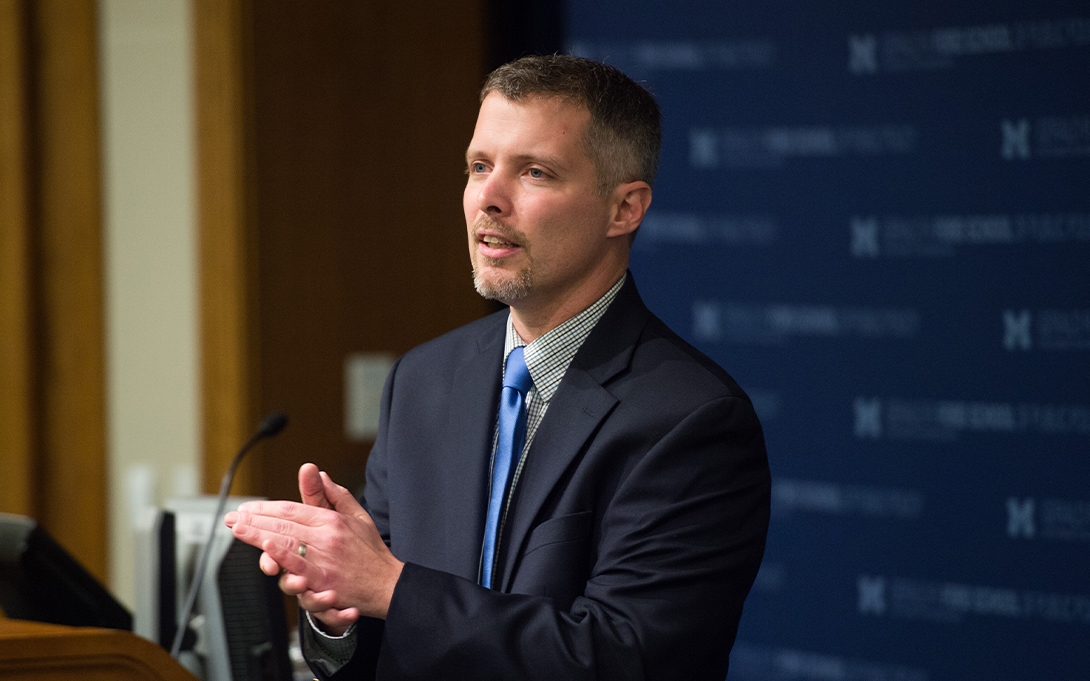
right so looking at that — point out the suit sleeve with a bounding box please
[306,358,404,681]
[351,394,770,681]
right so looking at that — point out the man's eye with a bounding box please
[472,163,487,173]
[528,168,544,179]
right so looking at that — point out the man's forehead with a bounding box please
[466,93,591,159]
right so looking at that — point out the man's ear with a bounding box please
[606,181,652,239]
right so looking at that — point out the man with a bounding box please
[225,54,770,680]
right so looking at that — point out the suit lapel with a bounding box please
[442,317,505,582]
[498,276,651,591]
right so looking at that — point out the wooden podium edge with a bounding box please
[0,619,199,681]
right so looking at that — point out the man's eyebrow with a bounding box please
[464,149,570,173]
[517,153,569,172]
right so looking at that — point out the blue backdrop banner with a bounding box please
[565,1,1090,679]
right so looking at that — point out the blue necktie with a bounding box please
[481,346,533,588]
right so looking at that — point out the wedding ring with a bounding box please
[297,542,307,558]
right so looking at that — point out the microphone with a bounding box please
[170,411,288,658]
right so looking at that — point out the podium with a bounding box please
[0,618,199,680]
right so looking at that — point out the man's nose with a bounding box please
[476,172,512,216]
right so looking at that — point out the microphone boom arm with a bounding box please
[169,412,287,659]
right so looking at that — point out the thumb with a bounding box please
[320,471,366,517]
[299,463,332,509]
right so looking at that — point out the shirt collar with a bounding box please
[503,274,626,402]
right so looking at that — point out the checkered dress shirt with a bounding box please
[486,274,626,575]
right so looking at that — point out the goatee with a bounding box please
[471,215,532,302]
[472,259,532,302]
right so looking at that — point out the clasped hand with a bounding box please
[224,463,404,635]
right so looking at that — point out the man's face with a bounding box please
[464,93,617,310]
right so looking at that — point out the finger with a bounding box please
[231,518,309,575]
[310,606,361,635]
[224,511,238,528]
[258,530,311,576]
[299,463,332,509]
[232,509,315,544]
[259,551,281,576]
[235,499,327,526]
[230,517,270,551]
[298,588,339,612]
[279,571,309,596]
[320,471,367,518]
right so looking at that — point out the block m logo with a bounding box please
[689,129,719,169]
[851,217,880,258]
[849,34,879,75]
[693,301,721,342]
[854,398,882,439]
[858,575,887,615]
[1006,497,1035,539]
[1001,119,1031,160]
[1003,310,1032,351]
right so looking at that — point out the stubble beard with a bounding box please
[471,215,533,303]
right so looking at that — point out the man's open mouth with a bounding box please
[481,234,519,248]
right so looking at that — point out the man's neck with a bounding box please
[510,267,626,342]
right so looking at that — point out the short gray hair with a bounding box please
[481,54,661,196]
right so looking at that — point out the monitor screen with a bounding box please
[137,497,293,681]
[0,512,132,630]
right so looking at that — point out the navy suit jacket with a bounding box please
[315,276,770,680]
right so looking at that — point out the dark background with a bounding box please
[558,1,1090,679]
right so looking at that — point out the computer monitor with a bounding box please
[134,497,292,681]
[0,512,132,630]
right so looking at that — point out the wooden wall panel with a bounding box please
[196,0,489,501]
[0,0,37,519]
[194,0,260,494]
[31,0,108,581]
[249,0,491,501]
[0,0,107,580]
